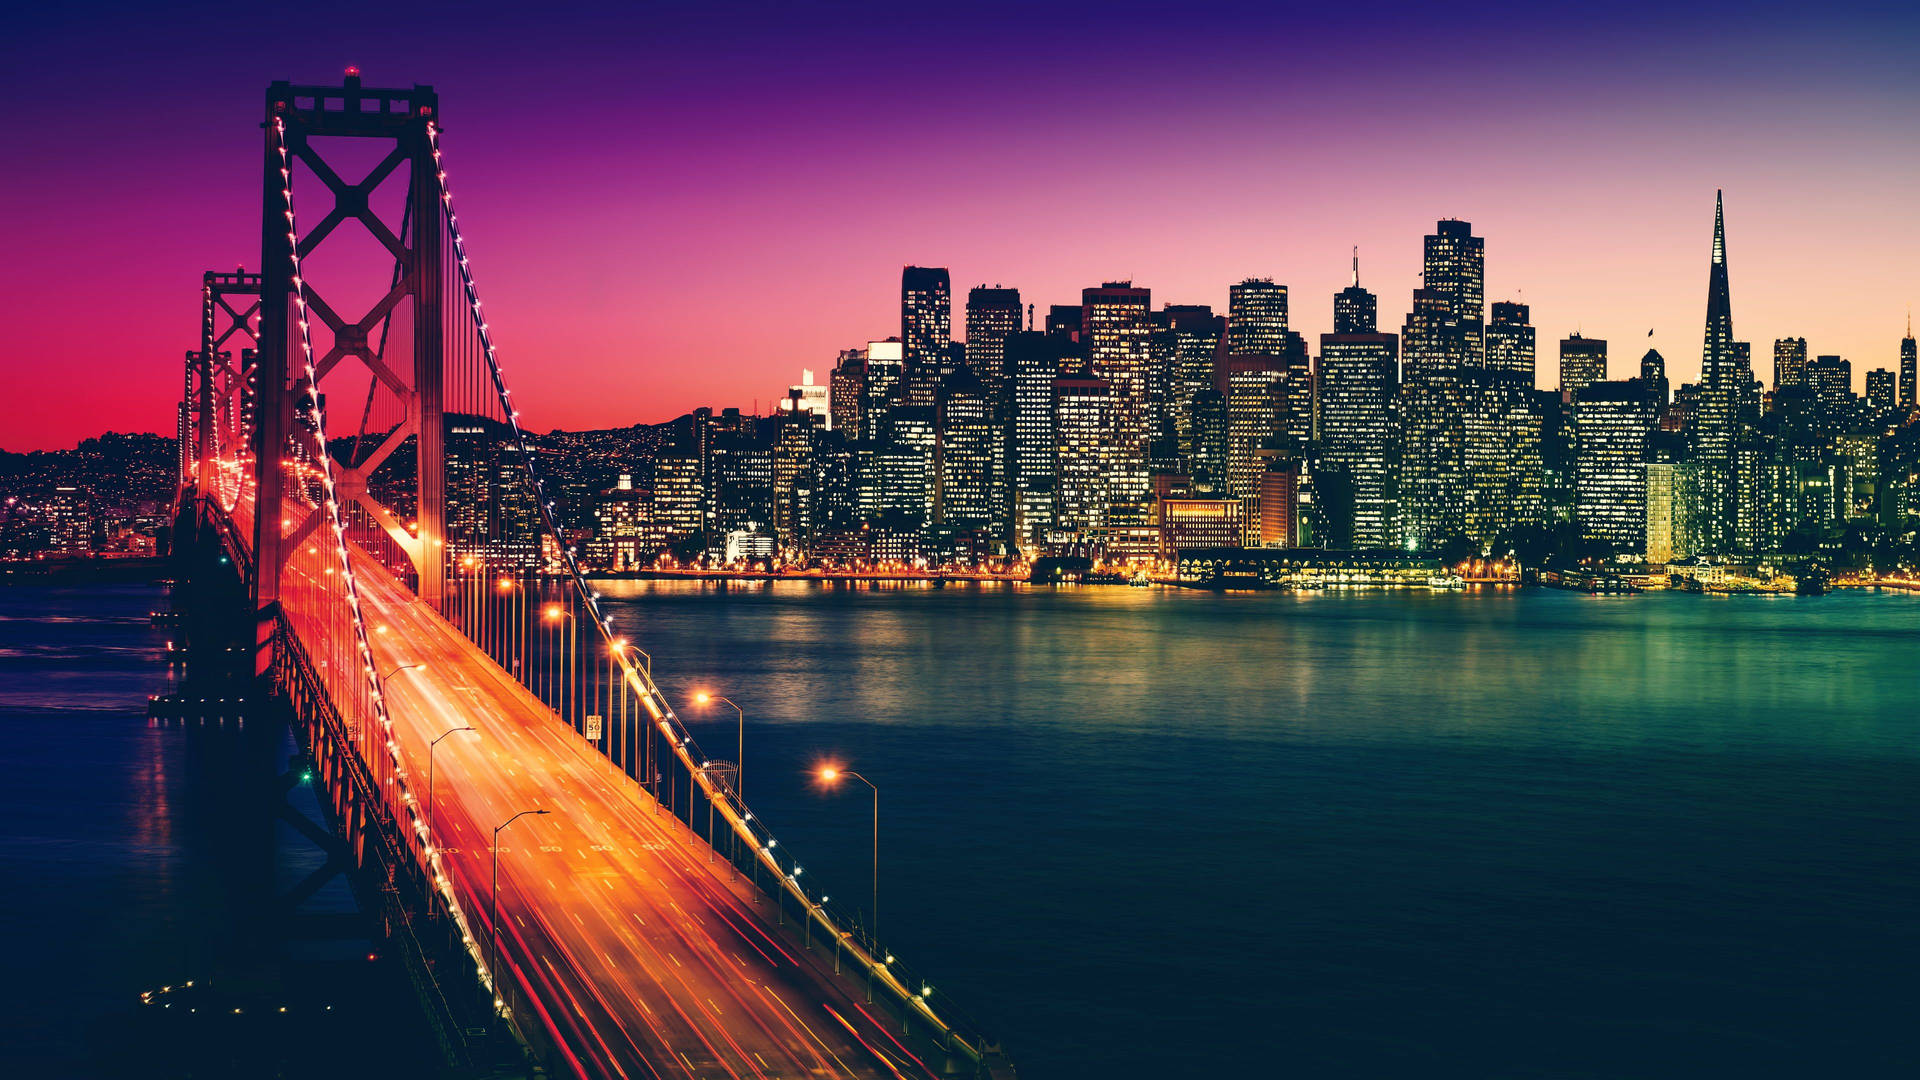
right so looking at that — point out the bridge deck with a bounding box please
[235,498,926,1079]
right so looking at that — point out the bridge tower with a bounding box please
[254,71,447,673]
[193,270,261,497]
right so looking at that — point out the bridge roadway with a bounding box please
[236,498,931,1080]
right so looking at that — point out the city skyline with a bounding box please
[7,1,1920,450]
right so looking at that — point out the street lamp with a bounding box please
[427,725,476,843]
[489,808,550,1001]
[379,661,427,682]
[693,692,744,800]
[818,766,879,944]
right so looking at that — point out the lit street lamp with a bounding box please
[490,808,550,1002]
[427,725,477,843]
[818,766,879,944]
[693,692,744,800]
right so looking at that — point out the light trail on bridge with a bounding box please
[260,503,934,1079]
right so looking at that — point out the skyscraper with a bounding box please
[1485,301,1535,384]
[1317,268,1399,548]
[1008,330,1073,544]
[1422,219,1486,365]
[1053,366,1112,532]
[1693,190,1740,553]
[829,350,866,440]
[1865,367,1895,414]
[1082,282,1154,507]
[1640,348,1669,409]
[1558,334,1608,401]
[862,338,904,441]
[1573,379,1659,551]
[1332,248,1377,335]
[1901,316,1916,409]
[901,266,952,408]
[964,286,1023,393]
[1227,279,1289,355]
[1773,337,1809,391]
[934,367,995,529]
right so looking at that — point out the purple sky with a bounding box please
[4,1,1918,449]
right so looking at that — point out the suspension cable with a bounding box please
[274,117,497,1002]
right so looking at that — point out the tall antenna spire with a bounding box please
[1351,245,1359,288]
[1712,189,1726,266]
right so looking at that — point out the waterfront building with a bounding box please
[1082,282,1154,506]
[1558,333,1608,401]
[1157,498,1243,557]
[590,475,656,570]
[1644,433,1700,563]
[1258,462,1299,547]
[653,454,704,542]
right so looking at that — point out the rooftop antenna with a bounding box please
[1351,246,1359,288]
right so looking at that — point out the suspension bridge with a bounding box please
[166,71,1012,1080]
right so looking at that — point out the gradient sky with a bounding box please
[4,0,1918,450]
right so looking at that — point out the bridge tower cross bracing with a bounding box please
[198,270,261,497]
[254,72,447,673]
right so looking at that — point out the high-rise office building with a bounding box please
[1643,431,1699,563]
[964,286,1022,393]
[1640,348,1669,408]
[934,367,996,529]
[1218,354,1287,541]
[1901,317,1916,409]
[1866,367,1896,414]
[1773,337,1809,391]
[1164,305,1224,465]
[1423,219,1486,364]
[1332,249,1377,335]
[1693,190,1741,553]
[1806,355,1855,439]
[1559,334,1608,401]
[829,350,866,440]
[1486,301,1535,384]
[1317,273,1400,549]
[1053,366,1112,532]
[862,339,904,441]
[1227,279,1289,355]
[901,266,952,408]
[1082,282,1154,507]
[1008,330,1073,544]
[1573,379,1659,551]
